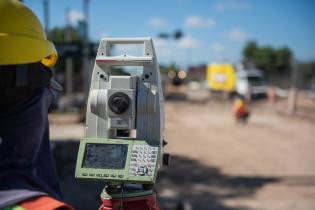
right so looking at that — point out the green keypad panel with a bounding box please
[128,144,158,176]
[75,138,160,183]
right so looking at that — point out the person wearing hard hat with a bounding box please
[0,0,73,209]
[233,97,250,124]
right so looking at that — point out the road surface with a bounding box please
[50,100,315,210]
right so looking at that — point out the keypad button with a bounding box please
[137,165,148,176]
[110,174,117,178]
[118,175,124,178]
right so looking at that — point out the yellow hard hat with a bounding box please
[0,0,58,67]
[234,99,244,108]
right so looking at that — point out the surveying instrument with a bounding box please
[75,38,168,210]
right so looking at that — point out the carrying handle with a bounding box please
[96,55,153,66]
[101,37,151,45]
[96,37,155,66]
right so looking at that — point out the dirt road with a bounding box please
[157,101,315,210]
[50,100,315,210]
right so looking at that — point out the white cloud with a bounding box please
[152,36,202,65]
[227,28,248,42]
[211,43,226,53]
[184,16,215,28]
[215,0,250,12]
[148,17,167,28]
[67,9,85,25]
[177,36,201,49]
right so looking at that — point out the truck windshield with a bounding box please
[247,76,265,86]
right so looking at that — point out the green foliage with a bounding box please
[253,46,276,73]
[159,63,177,74]
[47,25,91,77]
[242,41,293,76]
[48,26,83,42]
[298,61,315,87]
[243,41,315,88]
[275,47,292,73]
[243,41,257,61]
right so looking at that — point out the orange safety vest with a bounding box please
[18,196,73,210]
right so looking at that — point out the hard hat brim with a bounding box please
[0,33,57,66]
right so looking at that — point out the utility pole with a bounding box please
[65,8,73,96]
[43,0,49,35]
[82,0,90,96]
[288,59,299,114]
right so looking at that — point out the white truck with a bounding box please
[236,69,267,100]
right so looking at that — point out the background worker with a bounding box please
[0,0,72,209]
[233,97,250,124]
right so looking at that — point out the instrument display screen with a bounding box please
[82,143,128,169]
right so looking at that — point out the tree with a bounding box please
[159,63,177,74]
[253,46,276,73]
[47,26,88,83]
[275,47,292,74]
[48,26,83,43]
[298,61,315,88]
[242,41,293,80]
[243,41,257,62]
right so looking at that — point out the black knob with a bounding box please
[162,139,168,147]
[108,92,130,114]
[162,153,171,166]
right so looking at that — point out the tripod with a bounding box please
[99,184,160,210]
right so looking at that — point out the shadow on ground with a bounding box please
[52,141,279,210]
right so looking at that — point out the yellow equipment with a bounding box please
[0,0,57,67]
[207,63,235,92]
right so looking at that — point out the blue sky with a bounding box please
[25,0,315,67]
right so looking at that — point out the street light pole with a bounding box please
[65,8,73,96]
[43,0,49,35]
[82,0,90,96]
[288,59,299,114]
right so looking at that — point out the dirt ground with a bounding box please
[50,99,315,210]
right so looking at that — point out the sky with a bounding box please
[25,0,315,67]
